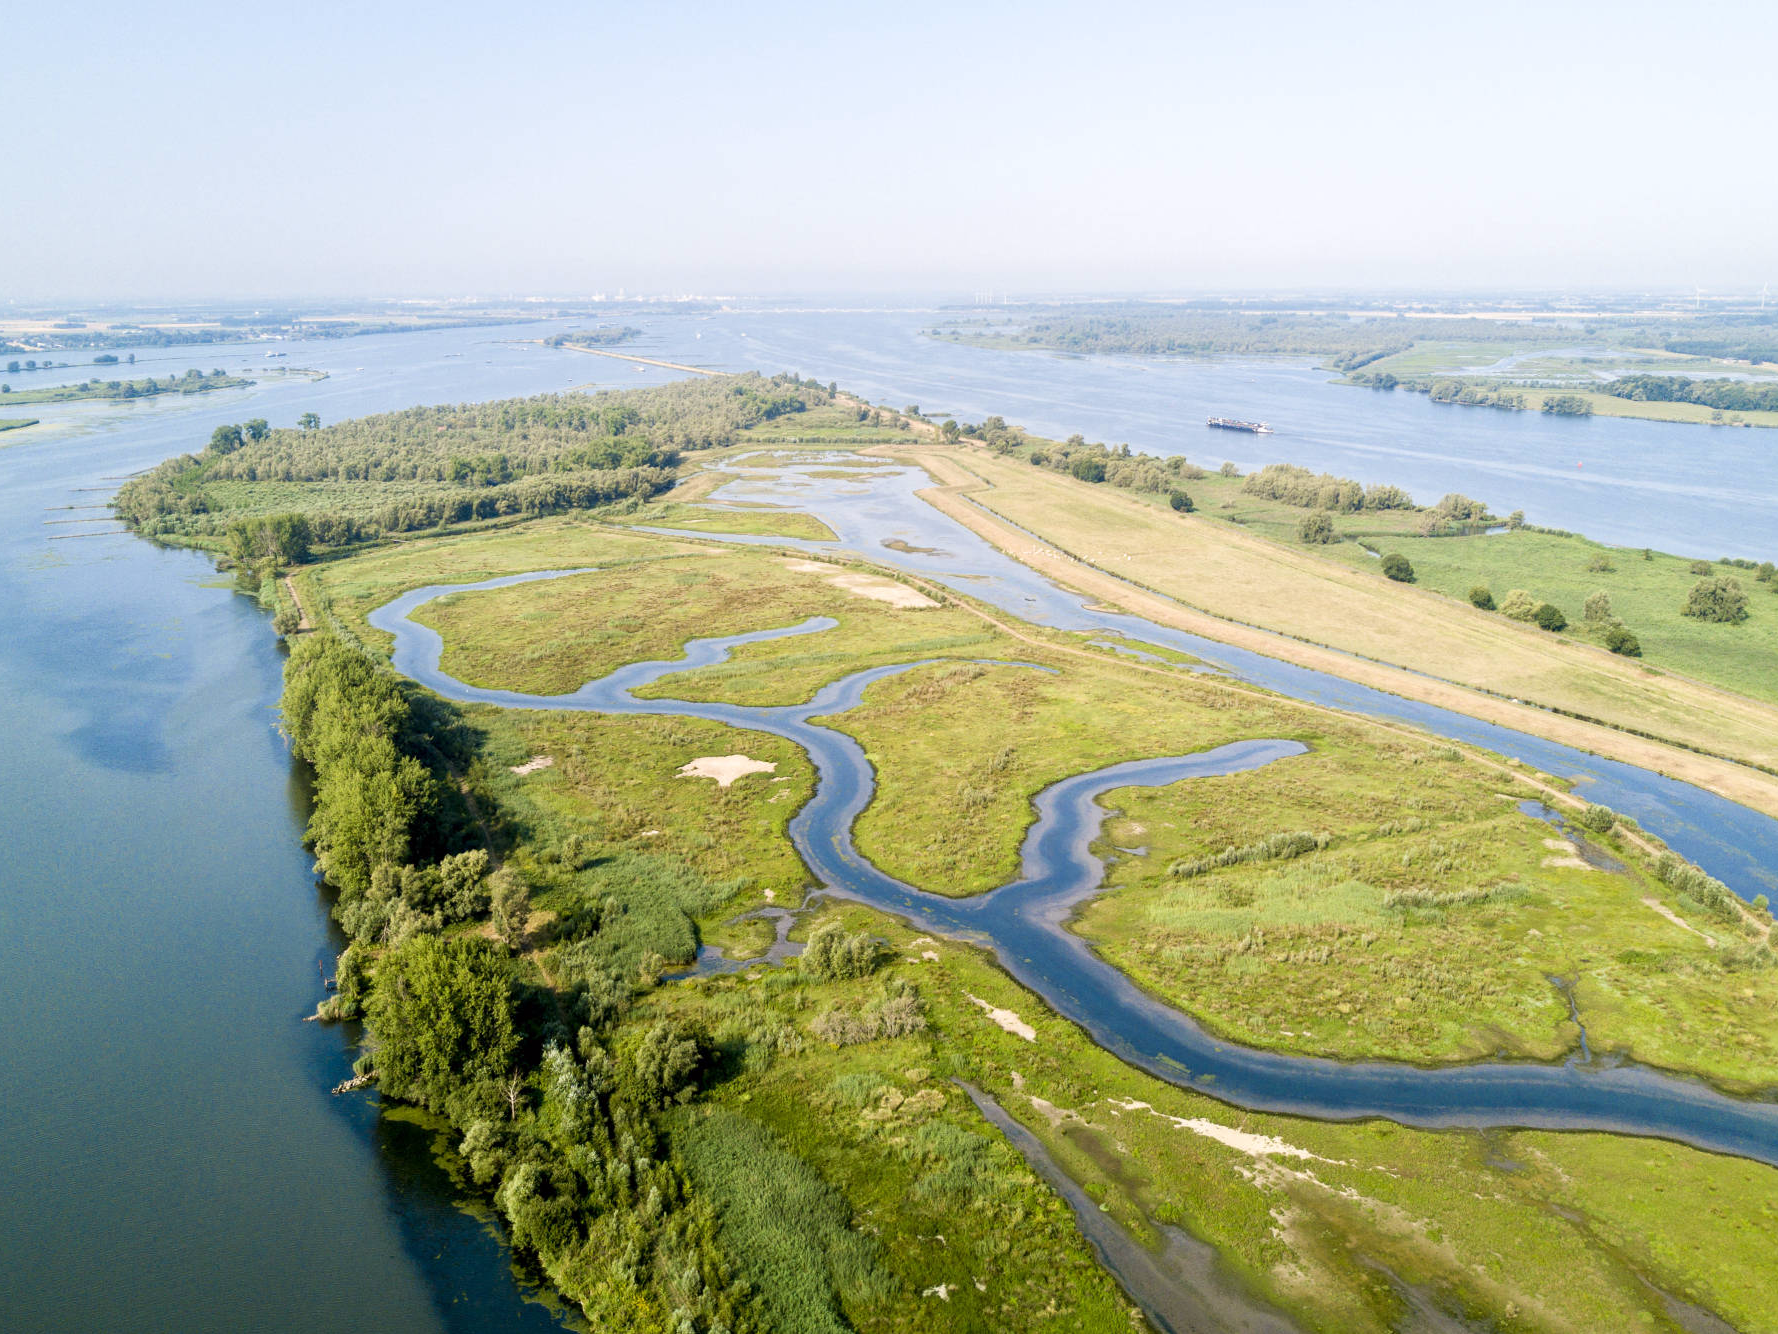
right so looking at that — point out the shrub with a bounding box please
[1380,553,1414,582]
[1683,576,1749,623]
[1532,602,1568,632]
[1468,585,1495,610]
[1582,590,1612,623]
[1689,560,1714,576]
[625,1017,710,1108]
[1297,512,1335,544]
[1757,561,1776,583]
[1069,456,1106,483]
[800,922,883,980]
[1168,488,1194,513]
[1604,624,1642,656]
[1499,588,1540,621]
[272,605,301,636]
[1584,553,1616,573]
[1219,461,1239,477]
[1574,804,1616,833]
[1363,483,1412,510]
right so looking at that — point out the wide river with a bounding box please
[1,311,1773,1330]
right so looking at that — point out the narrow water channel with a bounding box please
[373,574,1778,1167]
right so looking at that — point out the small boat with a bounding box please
[1207,416,1272,433]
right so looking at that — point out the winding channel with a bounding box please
[371,572,1778,1168]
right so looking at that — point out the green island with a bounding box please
[927,306,1778,428]
[0,417,39,433]
[118,374,1778,1333]
[0,367,254,406]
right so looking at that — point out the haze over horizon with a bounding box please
[7,1,1775,302]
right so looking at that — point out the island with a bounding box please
[115,373,1778,1334]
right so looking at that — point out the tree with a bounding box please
[1219,461,1239,477]
[1533,602,1568,632]
[243,417,270,442]
[1381,553,1414,582]
[1468,585,1496,611]
[1500,589,1540,622]
[1297,512,1335,544]
[298,411,321,431]
[1604,625,1642,657]
[491,866,533,951]
[1683,576,1749,624]
[1583,591,1612,623]
[625,1018,710,1108]
[210,423,244,454]
[1690,560,1714,576]
[1756,561,1776,584]
[366,934,517,1112]
[1069,456,1106,483]
[940,419,961,442]
[1168,489,1194,513]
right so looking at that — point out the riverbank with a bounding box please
[888,443,1778,821]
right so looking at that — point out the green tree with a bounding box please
[1168,489,1194,513]
[800,921,882,980]
[1533,602,1568,632]
[1583,590,1612,623]
[1381,553,1414,582]
[624,1017,710,1108]
[1297,512,1335,544]
[1068,456,1106,483]
[210,423,244,454]
[298,411,321,431]
[1604,625,1642,656]
[243,417,271,442]
[1683,576,1749,624]
[491,866,533,951]
[1500,589,1540,622]
[940,419,961,442]
[367,934,517,1111]
[1468,585,1496,610]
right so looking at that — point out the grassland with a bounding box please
[894,445,1778,816]
[339,526,1778,1084]
[294,502,1778,1332]
[0,417,38,433]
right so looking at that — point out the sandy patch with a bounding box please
[966,993,1036,1042]
[1643,896,1717,947]
[510,755,554,775]
[676,754,777,787]
[1542,854,1590,870]
[1106,1099,1337,1162]
[921,950,940,961]
[783,558,937,608]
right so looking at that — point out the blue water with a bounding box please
[373,572,1778,1166]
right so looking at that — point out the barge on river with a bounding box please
[1207,416,1273,433]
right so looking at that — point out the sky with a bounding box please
[4,1,1774,302]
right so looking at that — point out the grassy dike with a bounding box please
[891,443,1778,819]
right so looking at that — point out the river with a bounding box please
[1,311,1773,1329]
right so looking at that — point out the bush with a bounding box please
[366,934,518,1112]
[1690,560,1714,576]
[1532,602,1568,632]
[1219,461,1239,477]
[1757,561,1776,584]
[1380,553,1414,582]
[1297,512,1335,544]
[1574,803,1616,833]
[1168,488,1194,513]
[800,922,882,980]
[1683,576,1749,623]
[1582,590,1612,623]
[1170,830,1328,878]
[624,1017,710,1108]
[272,605,301,636]
[1499,588,1540,622]
[1603,624,1642,657]
[1584,553,1615,573]
[1363,483,1412,510]
[1468,585,1496,611]
[1068,456,1106,483]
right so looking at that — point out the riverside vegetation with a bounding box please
[124,379,1778,1332]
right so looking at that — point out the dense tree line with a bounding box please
[115,373,827,547]
[1601,374,1778,413]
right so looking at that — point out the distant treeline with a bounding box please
[0,367,249,405]
[958,311,1527,362]
[1601,375,1778,413]
[547,328,642,347]
[114,372,829,546]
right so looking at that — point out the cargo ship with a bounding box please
[1207,416,1273,434]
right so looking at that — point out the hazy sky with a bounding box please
[6,1,1774,301]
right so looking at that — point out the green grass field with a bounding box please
[301,510,1778,1333]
